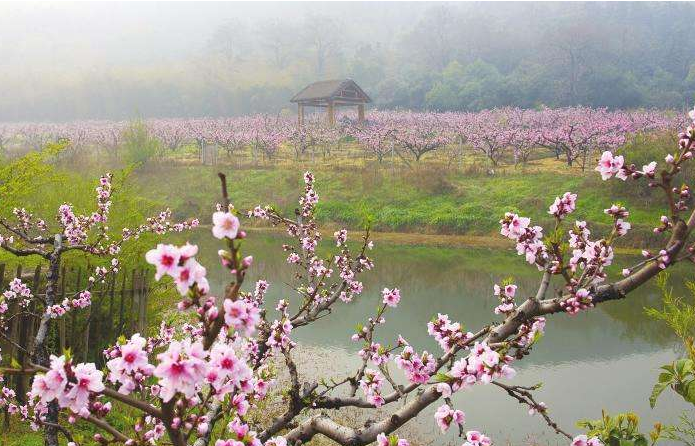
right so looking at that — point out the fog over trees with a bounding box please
[2,2,695,121]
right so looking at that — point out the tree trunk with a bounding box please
[31,241,61,446]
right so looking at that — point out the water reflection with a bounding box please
[184,230,690,444]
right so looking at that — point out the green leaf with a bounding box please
[532,330,544,344]
[649,381,670,408]
[660,364,675,375]
[685,380,695,404]
[657,371,674,383]
[433,372,452,383]
[674,358,694,377]
[634,437,648,446]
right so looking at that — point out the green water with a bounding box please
[187,231,691,445]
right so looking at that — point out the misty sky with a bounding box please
[2,2,693,121]
[0,2,428,69]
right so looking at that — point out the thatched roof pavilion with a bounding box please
[290,79,371,126]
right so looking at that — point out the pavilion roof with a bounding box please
[290,79,371,104]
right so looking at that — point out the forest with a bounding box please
[2,2,695,121]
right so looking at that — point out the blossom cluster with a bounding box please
[492,283,517,315]
[595,151,627,181]
[1,278,33,310]
[215,418,264,446]
[359,368,385,407]
[146,243,209,296]
[500,213,547,268]
[434,403,465,433]
[120,209,199,252]
[45,290,92,318]
[224,298,262,337]
[358,341,391,366]
[395,345,437,384]
[462,430,492,446]
[29,355,105,417]
[571,435,603,446]
[427,313,472,351]
[548,192,577,220]
[382,287,401,308]
[377,432,410,446]
[515,317,546,348]
[251,171,371,308]
[444,342,516,392]
[105,333,154,394]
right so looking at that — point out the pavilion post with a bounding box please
[327,101,335,126]
[297,103,304,127]
[357,104,365,123]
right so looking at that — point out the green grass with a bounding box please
[130,158,673,248]
[3,132,676,250]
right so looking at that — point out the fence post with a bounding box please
[29,265,41,348]
[129,269,137,334]
[107,273,116,341]
[83,263,92,362]
[27,265,41,346]
[7,265,22,399]
[71,267,81,353]
[15,265,37,403]
[0,263,5,358]
[0,262,6,431]
[118,273,126,336]
[138,271,148,334]
[89,267,107,364]
[58,266,66,353]
[140,270,149,334]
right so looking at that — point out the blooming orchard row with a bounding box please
[0,107,682,166]
[1,106,694,446]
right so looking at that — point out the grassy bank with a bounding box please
[132,156,674,248]
[1,134,686,254]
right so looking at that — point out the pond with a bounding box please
[187,230,691,445]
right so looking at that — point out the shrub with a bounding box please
[120,119,163,167]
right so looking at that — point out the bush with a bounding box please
[577,411,659,446]
[120,119,163,167]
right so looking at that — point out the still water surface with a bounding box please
[189,231,690,445]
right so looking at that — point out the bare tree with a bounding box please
[301,14,343,77]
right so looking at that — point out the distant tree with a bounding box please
[425,61,466,110]
[457,60,504,111]
[208,20,253,65]
[375,70,436,111]
[258,19,298,69]
[502,62,553,109]
[542,20,602,105]
[348,44,386,89]
[400,5,458,71]
[301,14,343,77]
[426,60,504,111]
[584,66,643,109]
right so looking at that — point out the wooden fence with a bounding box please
[0,262,153,373]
